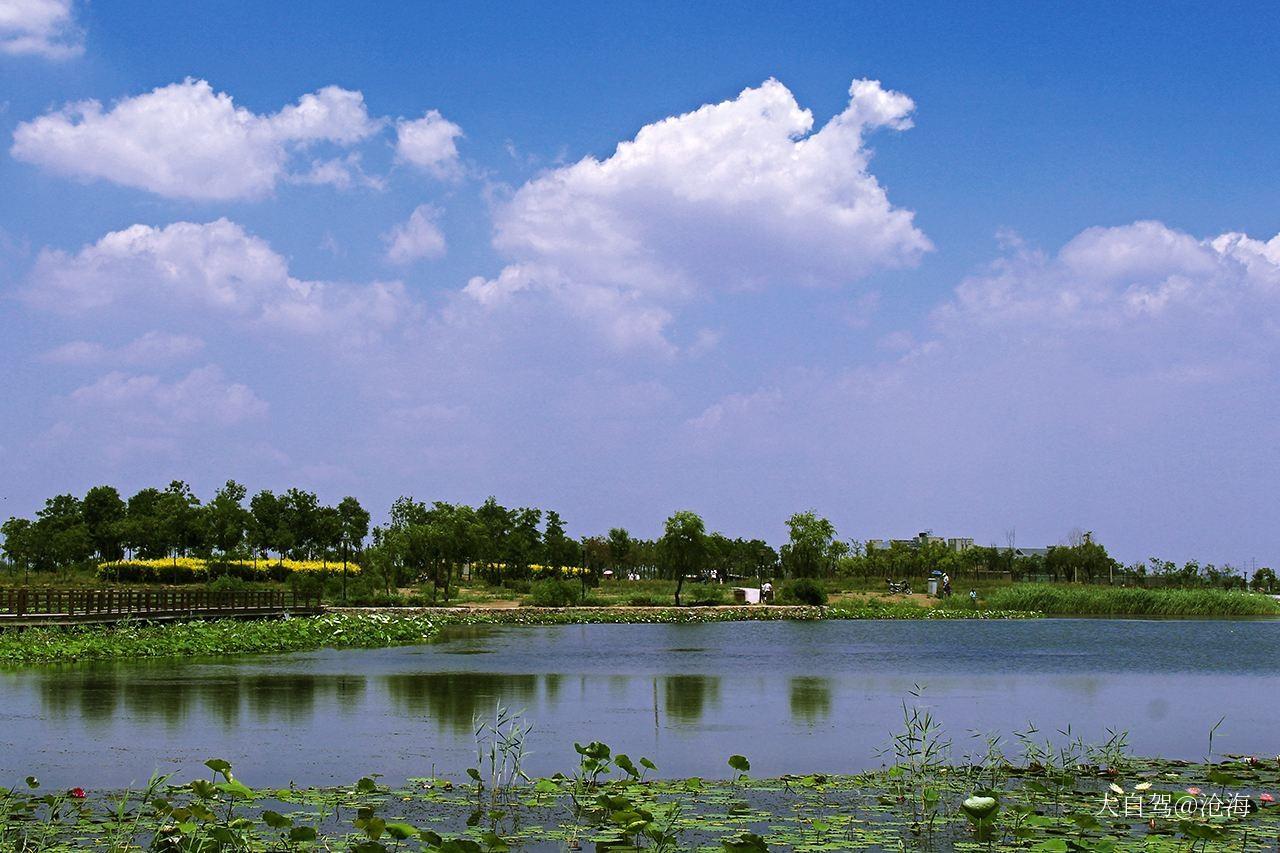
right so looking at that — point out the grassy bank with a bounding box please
[946,583,1280,616]
[0,603,1038,666]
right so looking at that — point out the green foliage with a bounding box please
[3,738,1277,851]
[528,577,578,607]
[659,510,708,606]
[1251,566,1277,593]
[680,583,730,606]
[945,583,1280,616]
[780,511,843,578]
[778,578,827,605]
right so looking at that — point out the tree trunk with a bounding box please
[674,573,685,607]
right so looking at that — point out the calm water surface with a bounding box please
[0,619,1275,787]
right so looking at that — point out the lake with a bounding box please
[1,618,1275,788]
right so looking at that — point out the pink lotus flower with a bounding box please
[1261,793,1275,804]
[1186,787,1202,796]
[68,788,85,799]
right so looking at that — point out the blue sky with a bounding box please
[2,1,1278,565]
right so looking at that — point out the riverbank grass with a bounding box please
[946,583,1280,616]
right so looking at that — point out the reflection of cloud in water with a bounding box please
[383,672,538,734]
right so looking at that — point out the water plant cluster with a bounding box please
[0,613,440,666]
[3,724,1278,851]
[0,604,1039,667]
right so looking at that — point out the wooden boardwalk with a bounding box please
[0,588,323,627]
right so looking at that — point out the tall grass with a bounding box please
[946,584,1280,616]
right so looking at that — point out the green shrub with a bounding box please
[780,578,828,606]
[624,594,665,607]
[208,575,246,592]
[683,583,730,606]
[528,578,578,607]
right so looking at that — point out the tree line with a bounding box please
[2,486,1273,596]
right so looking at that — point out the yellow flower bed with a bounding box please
[483,563,588,577]
[97,557,361,582]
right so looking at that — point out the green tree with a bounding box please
[1251,566,1277,593]
[249,490,282,563]
[82,485,126,561]
[336,496,370,601]
[607,527,634,576]
[541,510,575,576]
[505,507,543,578]
[1045,532,1118,584]
[475,497,513,580]
[32,494,92,571]
[580,534,610,592]
[158,481,202,562]
[123,487,167,559]
[780,511,839,578]
[659,510,708,607]
[315,505,343,567]
[280,488,320,558]
[1,517,34,582]
[204,480,250,558]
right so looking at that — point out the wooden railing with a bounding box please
[0,588,322,624]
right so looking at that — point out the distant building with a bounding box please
[867,533,977,553]
[864,534,1043,556]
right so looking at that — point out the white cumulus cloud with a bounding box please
[0,0,82,59]
[395,109,463,178]
[938,220,1280,334]
[465,78,930,353]
[11,79,383,200]
[25,218,415,341]
[383,204,447,264]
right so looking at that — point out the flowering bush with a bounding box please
[96,557,362,584]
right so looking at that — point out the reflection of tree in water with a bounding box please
[542,672,562,705]
[37,669,369,731]
[662,675,721,724]
[383,672,538,734]
[789,676,832,725]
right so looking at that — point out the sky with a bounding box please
[1,1,1278,565]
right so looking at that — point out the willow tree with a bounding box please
[660,510,708,607]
